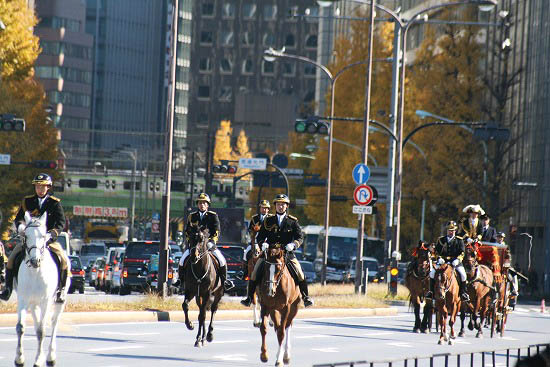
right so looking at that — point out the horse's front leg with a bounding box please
[438,308,447,345]
[15,307,27,367]
[206,293,221,343]
[253,293,261,327]
[260,305,269,363]
[47,301,65,365]
[458,308,466,337]
[275,310,287,367]
[448,300,459,344]
[413,302,421,333]
[32,302,51,367]
[195,295,206,347]
[181,289,194,331]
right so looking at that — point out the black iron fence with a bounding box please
[312,343,550,367]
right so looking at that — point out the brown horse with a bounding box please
[247,226,263,327]
[434,264,461,345]
[181,227,224,347]
[257,246,301,366]
[404,243,434,333]
[459,243,495,338]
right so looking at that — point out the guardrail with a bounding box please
[312,343,549,367]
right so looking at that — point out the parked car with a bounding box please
[299,260,317,283]
[218,244,247,296]
[120,241,160,295]
[103,246,125,294]
[345,257,381,283]
[68,256,85,294]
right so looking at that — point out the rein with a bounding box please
[264,249,288,297]
[22,222,47,267]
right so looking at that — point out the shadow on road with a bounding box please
[302,320,411,333]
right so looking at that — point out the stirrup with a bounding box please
[461,293,470,302]
[224,279,235,290]
[55,289,66,303]
[303,296,314,308]
[241,297,252,307]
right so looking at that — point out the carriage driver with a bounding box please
[428,221,470,302]
[175,193,234,291]
[241,200,272,278]
[241,194,314,308]
[458,204,485,244]
[0,173,70,303]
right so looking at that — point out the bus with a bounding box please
[309,226,385,282]
[300,225,324,263]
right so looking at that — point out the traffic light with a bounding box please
[213,160,237,174]
[32,160,57,169]
[389,259,398,296]
[0,114,26,132]
[294,118,329,135]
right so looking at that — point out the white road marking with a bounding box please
[87,345,144,352]
[500,336,518,341]
[363,331,394,336]
[211,339,249,344]
[215,327,249,331]
[294,325,323,329]
[296,334,331,339]
[100,332,160,336]
[312,347,339,353]
[0,337,34,342]
[388,342,413,348]
[514,307,528,313]
[453,340,471,344]
[213,354,248,361]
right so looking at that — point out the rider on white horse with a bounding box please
[175,193,234,291]
[0,173,70,303]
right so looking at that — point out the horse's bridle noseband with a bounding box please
[22,222,47,267]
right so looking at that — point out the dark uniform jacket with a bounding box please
[435,236,465,262]
[480,226,497,243]
[256,214,303,260]
[14,194,65,236]
[458,217,483,241]
[185,210,220,247]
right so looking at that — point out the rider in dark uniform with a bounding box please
[176,193,234,290]
[0,173,69,303]
[240,194,314,308]
[480,214,497,243]
[430,221,469,301]
[241,200,272,278]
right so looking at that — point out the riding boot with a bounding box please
[459,279,470,302]
[219,265,234,290]
[426,278,435,299]
[0,268,14,301]
[298,280,314,307]
[55,270,68,304]
[240,278,257,307]
[173,265,185,288]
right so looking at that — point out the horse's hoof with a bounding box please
[47,361,56,367]
[260,353,268,363]
[438,339,443,345]
[468,323,474,331]
[422,329,430,334]
[413,328,420,333]
[276,362,283,367]
[194,341,202,348]
[476,332,483,338]
[206,333,213,343]
[253,322,261,328]
[186,323,194,331]
[448,339,454,345]
[283,356,290,365]
[14,361,24,367]
[458,331,465,337]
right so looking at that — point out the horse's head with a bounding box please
[22,211,48,268]
[415,242,433,277]
[434,264,453,301]
[264,245,285,297]
[463,243,478,275]
[187,225,209,263]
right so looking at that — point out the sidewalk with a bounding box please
[0,307,397,327]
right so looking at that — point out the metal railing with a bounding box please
[313,343,549,367]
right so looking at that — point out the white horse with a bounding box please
[14,211,67,367]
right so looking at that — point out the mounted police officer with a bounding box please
[241,200,272,278]
[241,194,314,308]
[459,204,485,243]
[428,221,469,302]
[0,173,69,303]
[176,193,234,290]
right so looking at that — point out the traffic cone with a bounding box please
[541,299,546,313]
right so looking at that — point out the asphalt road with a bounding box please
[0,304,548,367]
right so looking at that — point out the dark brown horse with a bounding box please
[247,226,262,327]
[181,227,224,347]
[405,243,434,333]
[459,243,495,338]
[257,246,301,366]
[434,264,461,345]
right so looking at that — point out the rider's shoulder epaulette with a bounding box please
[456,236,464,240]
[288,215,298,221]
[207,210,217,215]
[49,195,60,202]
[187,212,195,221]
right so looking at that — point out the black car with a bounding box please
[299,260,317,284]
[218,244,247,296]
[120,241,160,295]
[68,256,85,294]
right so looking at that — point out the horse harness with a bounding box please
[263,244,288,297]
[22,221,47,267]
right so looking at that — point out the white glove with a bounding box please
[437,257,445,265]
[451,259,460,267]
[207,241,215,249]
[17,224,25,235]
[467,238,473,244]
[285,243,295,251]
[261,242,269,251]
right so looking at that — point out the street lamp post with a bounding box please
[120,149,137,241]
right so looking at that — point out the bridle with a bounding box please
[435,266,453,300]
[23,220,47,268]
[264,246,287,297]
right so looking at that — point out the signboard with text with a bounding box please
[73,206,128,218]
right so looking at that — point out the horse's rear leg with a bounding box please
[260,307,269,363]
[421,302,433,333]
[438,311,447,345]
[458,310,466,337]
[181,291,194,330]
[15,308,27,367]
[206,296,221,343]
[46,302,65,366]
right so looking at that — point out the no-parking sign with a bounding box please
[353,185,374,206]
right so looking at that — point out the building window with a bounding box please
[220,57,233,73]
[242,31,255,46]
[199,57,212,72]
[263,5,277,20]
[222,2,235,18]
[200,31,213,45]
[282,62,295,76]
[198,85,210,99]
[262,60,274,75]
[201,3,214,17]
[304,64,316,76]
[47,91,91,108]
[284,34,296,48]
[39,16,81,32]
[287,6,299,19]
[263,32,276,47]
[220,31,234,46]
[305,34,318,48]
[306,6,319,22]
[243,3,256,19]
[36,66,92,84]
[242,59,253,74]
[219,86,232,101]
